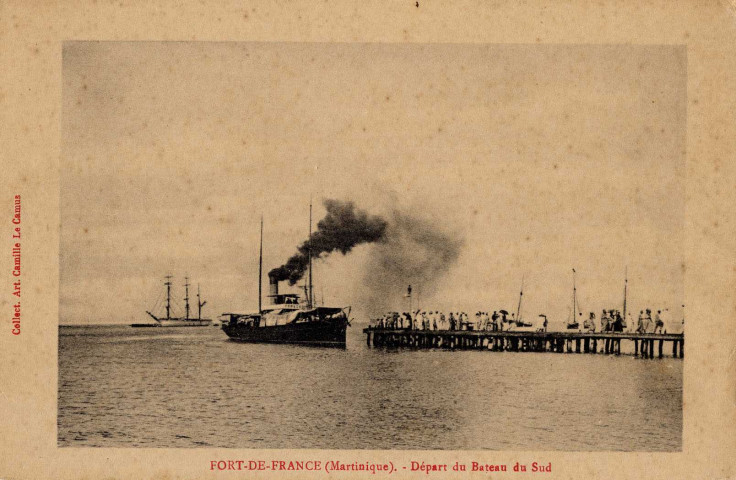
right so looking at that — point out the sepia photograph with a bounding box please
[58,41,685,451]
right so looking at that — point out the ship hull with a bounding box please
[158,319,213,327]
[132,319,213,327]
[222,320,347,347]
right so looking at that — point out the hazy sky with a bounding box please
[61,42,685,329]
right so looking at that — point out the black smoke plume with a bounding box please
[269,199,388,285]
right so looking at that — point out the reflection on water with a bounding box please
[58,325,681,450]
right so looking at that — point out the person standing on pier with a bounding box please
[654,310,664,333]
[613,311,624,332]
[645,309,653,333]
[500,310,508,329]
[584,312,596,332]
[491,311,499,331]
[637,310,645,333]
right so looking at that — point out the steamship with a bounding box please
[220,214,350,347]
[134,276,213,327]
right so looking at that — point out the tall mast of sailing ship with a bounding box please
[515,275,524,322]
[572,268,577,321]
[623,266,628,321]
[165,275,172,320]
[308,200,314,308]
[258,215,263,315]
[184,276,190,320]
[197,284,206,320]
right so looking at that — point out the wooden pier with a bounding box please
[363,328,684,359]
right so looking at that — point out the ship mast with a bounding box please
[623,266,628,321]
[572,268,577,323]
[164,275,172,320]
[184,276,190,320]
[197,284,206,320]
[515,275,524,322]
[308,200,314,309]
[258,215,263,315]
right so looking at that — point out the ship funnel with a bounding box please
[268,274,279,303]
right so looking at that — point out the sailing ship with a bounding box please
[221,208,351,347]
[135,276,213,327]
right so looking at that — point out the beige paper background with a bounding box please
[1,0,735,479]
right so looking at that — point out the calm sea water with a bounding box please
[58,325,681,450]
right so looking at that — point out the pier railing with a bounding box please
[363,327,684,358]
